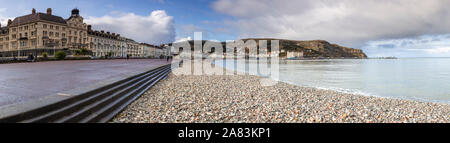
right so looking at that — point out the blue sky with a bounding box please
[0,0,235,41]
[1,0,450,57]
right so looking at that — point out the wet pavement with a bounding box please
[0,59,170,108]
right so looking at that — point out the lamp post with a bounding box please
[18,39,21,58]
[42,36,49,55]
[61,38,67,50]
[34,23,38,60]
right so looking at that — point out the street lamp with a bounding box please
[61,38,67,49]
[42,36,49,55]
[34,23,38,60]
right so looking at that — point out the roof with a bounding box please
[88,30,121,40]
[10,12,67,27]
[0,27,8,35]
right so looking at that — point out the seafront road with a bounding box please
[0,59,169,109]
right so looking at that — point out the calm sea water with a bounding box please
[214,58,450,104]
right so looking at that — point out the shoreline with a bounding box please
[268,78,449,105]
[112,66,449,123]
[212,59,450,105]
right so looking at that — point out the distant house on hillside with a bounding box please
[286,51,303,59]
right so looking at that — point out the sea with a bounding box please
[214,58,450,104]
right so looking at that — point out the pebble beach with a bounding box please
[112,66,449,123]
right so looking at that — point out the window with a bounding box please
[62,33,66,38]
[25,32,28,37]
[69,31,72,35]
[19,33,22,38]
[43,31,48,36]
[50,25,54,29]
[24,26,28,30]
[56,26,59,30]
[0,45,3,49]
[62,27,66,31]
[12,34,17,39]
[31,40,36,46]
[43,24,47,29]
[20,41,26,47]
[12,28,16,32]
[19,27,23,31]
[55,32,59,37]
[49,32,54,36]
[31,31,35,36]
[0,38,2,41]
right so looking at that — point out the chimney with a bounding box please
[112,33,116,36]
[87,25,92,31]
[47,8,52,15]
[101,30,104,34]
[32,8,36,14]
[107,32,110,35]
[7,19,12,26]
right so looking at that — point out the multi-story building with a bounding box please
[139,43,169,58]
[0,8,90,57]
[87,26,126,57]
[0,8,159,58]
[139,43,150,58]
[0,25,9,56]
[126,39,140,57]
[139,43,158,58]
[155,46,167,58]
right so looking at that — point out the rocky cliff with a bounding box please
[242,38,367,59]
[172,39,368,59]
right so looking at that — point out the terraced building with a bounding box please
[0,8,91,57]
[0,8,146,58]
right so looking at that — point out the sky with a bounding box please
[1,0,450,57]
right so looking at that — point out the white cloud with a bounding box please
[175,36,192,43]
[362,34,450,57]
[85,10,175,44]
[415,47,450,54]
[212,0,450,49]
[0,8,11,27]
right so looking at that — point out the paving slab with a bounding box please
[0,59,170,117]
